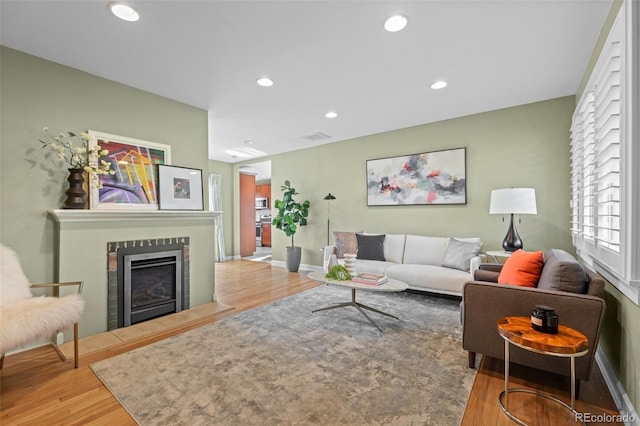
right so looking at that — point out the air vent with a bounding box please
[300,132,331,142]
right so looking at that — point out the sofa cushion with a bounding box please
[442,238,483,271]
[537,249,587,294]
[403,235,449,265]
[383,234,406,264]
[354,259,395,276]
[356,234,386,261]
[386,264,471,294]
[498,249,544,287]
[333,231,359,259]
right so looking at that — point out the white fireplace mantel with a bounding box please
[48,208,220,339]
[48,209,221,223]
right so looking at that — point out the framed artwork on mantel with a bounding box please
[88,130,171,210]
[157,165,204,211]
[366,147,466,206]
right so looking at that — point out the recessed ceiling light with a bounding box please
[384,15,407,32]
[243,147,266,156]
[325,111,338,119]
[224,149,252,158]
[256,77,274,87]
[224,147,266,158]
[109,3,139,22]
[431,80,448,89]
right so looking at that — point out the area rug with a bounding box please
[91,285,476,425]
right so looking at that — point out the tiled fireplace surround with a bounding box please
[48,209,219,340]
[107,237,191,330]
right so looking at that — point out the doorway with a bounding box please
[239,161,272,262]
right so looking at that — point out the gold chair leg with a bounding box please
[74,323,79,368]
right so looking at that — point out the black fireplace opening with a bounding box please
[125,251,182,326]
[116,242,187,328]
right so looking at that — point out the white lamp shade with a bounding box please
[489,188,537,215]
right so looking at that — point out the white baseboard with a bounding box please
[596,347,639,425]
[269,260,323,273]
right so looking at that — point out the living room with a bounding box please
[1,1,639,424]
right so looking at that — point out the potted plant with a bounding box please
[272,180,311,272]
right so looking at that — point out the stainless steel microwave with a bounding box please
[255,197,269,208]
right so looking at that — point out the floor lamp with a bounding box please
[324,193,336,246]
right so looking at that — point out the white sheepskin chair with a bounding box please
[0,244,84,368]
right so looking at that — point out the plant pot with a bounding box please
[285,246,302,272]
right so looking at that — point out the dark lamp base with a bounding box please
[502,214,523,252]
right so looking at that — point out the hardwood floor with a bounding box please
[1,260,621,425]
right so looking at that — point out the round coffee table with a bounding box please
[307,271,408,332]
[497,316,589,425]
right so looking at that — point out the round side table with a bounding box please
[486,250,513,264]
[497,316,589,426]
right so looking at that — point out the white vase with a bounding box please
[343,253,357,276]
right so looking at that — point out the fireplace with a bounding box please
[124,250,182,326]
[107,238,190,330]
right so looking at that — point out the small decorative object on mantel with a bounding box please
[531,304,559,334]
[38,127,114,209]
[64,168,88,209]
[157,165,204,211]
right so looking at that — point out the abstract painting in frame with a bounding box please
[88,130,171,210]
[366,147,466,206]
[157,165,204,211]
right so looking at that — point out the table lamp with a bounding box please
[489,188,537,252]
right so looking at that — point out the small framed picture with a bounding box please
[157,165,204,210]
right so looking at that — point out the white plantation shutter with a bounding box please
[570,0,638,303]
[593,38,621,253]
[570,92,595,243]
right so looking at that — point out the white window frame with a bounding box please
[571,0,639,304]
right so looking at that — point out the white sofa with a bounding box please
[323,234,484,297]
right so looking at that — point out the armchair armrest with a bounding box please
[478,263,504,273]
[31,281,84,296]
[473,263,502,282]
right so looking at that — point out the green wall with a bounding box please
[0,46,209,283]
[575,0,640,412]
[238,97,575,268]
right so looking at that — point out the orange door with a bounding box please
[240,173,256,257]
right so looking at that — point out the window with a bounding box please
[570,0,639,304]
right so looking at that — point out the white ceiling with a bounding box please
[1,1,612,164]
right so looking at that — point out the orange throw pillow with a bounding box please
[497,249,544,287]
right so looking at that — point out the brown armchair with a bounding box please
[461,249,605,387]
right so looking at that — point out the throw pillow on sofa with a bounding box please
[537,249,588,294]
[442,238,483,271]
[333,231,360,259]
[356,234,386,261]
[497,249,544,287]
